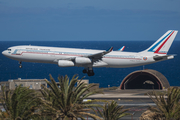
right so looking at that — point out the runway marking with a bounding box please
[99,103,156,106]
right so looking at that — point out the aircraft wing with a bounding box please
[54,47,113,62]
[86,47,113,59]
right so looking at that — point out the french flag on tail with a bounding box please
[142,30,178,54]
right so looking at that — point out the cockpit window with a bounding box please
[8,49,11,51]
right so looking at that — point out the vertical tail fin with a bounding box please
[142,30,178,54]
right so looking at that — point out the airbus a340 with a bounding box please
[2,30,178,76]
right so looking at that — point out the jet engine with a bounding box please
[58,60,74,67]
[75,57,92,64]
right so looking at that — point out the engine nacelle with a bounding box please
[58,60,74,67]
[75,57,92,64]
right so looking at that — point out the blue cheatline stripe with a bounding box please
[148,31,173,52]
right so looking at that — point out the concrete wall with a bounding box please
[0,79,47,90]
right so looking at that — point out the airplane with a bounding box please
[2,30,178,76]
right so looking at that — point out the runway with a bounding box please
[0,89,162,120]
[87,89,164,120]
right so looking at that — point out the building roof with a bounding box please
[119,69,170,90]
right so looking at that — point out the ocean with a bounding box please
[0,41,180,88]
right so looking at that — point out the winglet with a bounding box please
[106,47,113,52]
[118,46,125,51]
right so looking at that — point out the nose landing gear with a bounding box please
[19,61,22,68]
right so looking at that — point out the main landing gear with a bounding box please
[82,68,95,76]
[19,61,22,68]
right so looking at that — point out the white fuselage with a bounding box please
[2,45,159,68]
[2,30,177,76]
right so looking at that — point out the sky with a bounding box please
[0,0,180,41]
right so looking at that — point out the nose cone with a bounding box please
[2,50,8,57]
[2,50,6,55]
[2,50,13,59]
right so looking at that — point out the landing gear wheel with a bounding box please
[19,64,22,68]
[87,70,95,76]
[83,69,87,73]
[19,61,22,68]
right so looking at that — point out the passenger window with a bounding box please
[8,49,11,51]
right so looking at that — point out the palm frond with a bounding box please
[141,87,180,120]
[41,74,105,119]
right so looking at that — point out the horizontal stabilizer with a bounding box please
[153,55,175,61]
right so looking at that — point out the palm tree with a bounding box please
[41,74,104,120]
[139,110,162,120]
[95,100,130,120]
[140,87,180,120]
[0,85,42,120]
[0,110,9,120]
